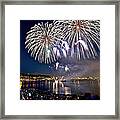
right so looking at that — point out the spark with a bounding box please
[55,62,59,70]
[75,40,88,50]
[65,65,70,72]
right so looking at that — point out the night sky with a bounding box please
[20,20,100,77]
[20,20,55,74]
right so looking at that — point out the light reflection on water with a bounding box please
[22,79,99,96]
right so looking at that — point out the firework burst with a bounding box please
[62,20,100,60]
[25,21,69,64]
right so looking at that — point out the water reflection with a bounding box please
[21,78,100,100]
[53,80,71,95]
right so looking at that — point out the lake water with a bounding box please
[20,79,100,100]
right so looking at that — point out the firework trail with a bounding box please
[62,20,100,60]
[25,21,69,64]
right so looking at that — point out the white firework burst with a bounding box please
[25,21,68,64]
[62,20,100,60]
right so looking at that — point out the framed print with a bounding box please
[0,0,119,119]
